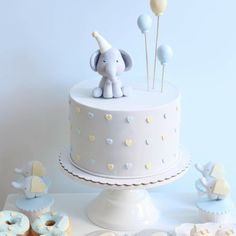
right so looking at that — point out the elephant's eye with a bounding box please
[116,60,119,63]
[103,60,107,63]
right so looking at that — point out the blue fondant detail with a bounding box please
[157,45,173,65]
[196,197,235,214]
[16,195,54,212]
[106,139,113,145]
[88,112,94,119]
[137,14,152,33]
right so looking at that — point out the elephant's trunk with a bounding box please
[105,64,117,83]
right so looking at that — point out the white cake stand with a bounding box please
[59,148,190,231]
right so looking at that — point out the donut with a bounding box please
[31,212,70,236]
[0,211,30,236]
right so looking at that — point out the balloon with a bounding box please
[157,45,173,65]
[137,14,152,33]
[150,0,168,16]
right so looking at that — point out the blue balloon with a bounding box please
[157,44,173,65]
[137,14,152,33]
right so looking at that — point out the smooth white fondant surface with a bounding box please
[70,80,181,178]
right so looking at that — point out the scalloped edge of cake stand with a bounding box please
[58,148,191,190]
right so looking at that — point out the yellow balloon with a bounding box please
[150,0,168,16]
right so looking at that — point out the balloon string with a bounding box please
[161,64,166,93]
[152,16,160,89]
[144,33,150,91]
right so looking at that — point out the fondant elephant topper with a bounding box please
[195,162,225,179]
[12,176,49,199]
[15,160,46,177]
[90,32,133,99]
[200,177,230,200]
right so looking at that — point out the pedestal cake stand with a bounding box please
[59,148,191,231]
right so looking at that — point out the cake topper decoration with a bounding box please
[15,161,46,177]
[90,32,132,99]
[137,14,152,91]
[12,176,49,199]
[150,0,168,89]
[195,162,225,179]
[157,44,173,92]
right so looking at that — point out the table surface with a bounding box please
[3,192,236,236]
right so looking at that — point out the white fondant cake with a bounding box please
[69,80,181,178]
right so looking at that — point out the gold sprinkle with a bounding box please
[88,135,96,142]
[107,164,114,171]
[146,116,153,124]
[76,154,80,161]
[125,139,133,147]
[105,114,112,121]
[145,162,152,170]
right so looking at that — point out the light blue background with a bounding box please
[0,0,236,207]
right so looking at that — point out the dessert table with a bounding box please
[2,192,216,236]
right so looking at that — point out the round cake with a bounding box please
[69,79,181,178]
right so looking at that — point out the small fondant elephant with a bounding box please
[200,177,230,200]
[195,162,224,179]
[15,160,46,177]
[90,32,132,99]
[12,176,48,199]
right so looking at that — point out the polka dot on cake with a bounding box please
[124,163,133,170]
[88,135,96,142]
[146,116,153,124]
[76,154,80,161]
[107,164,114,171]
[75,106,81,113]
[124,139,133,147]
[163,113,167,119]
[162,159,165,164]
[145,162,152,170]
[126,116,134,124]
[88,112,94,119]
[106,138,113,145]
[105,114,112,121]
[145,139,151,145]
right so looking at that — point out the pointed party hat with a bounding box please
[92,31,112,54]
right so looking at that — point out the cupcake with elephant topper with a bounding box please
[90,31,133,99]
[195,162,235,223]
[11,161,54,222]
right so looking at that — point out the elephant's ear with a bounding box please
[90,50,101,72]
[120,50,132,71]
